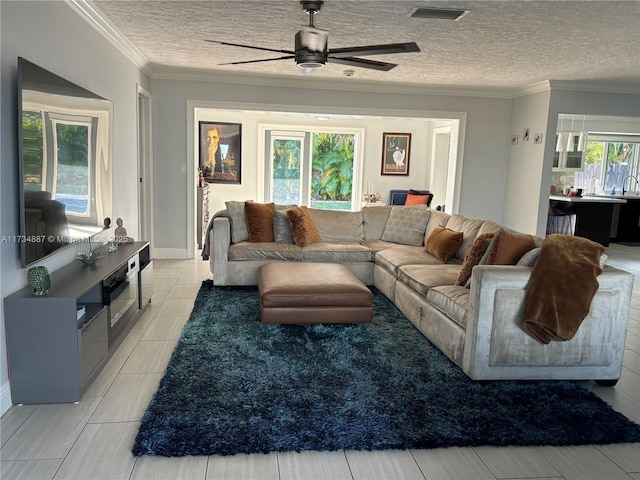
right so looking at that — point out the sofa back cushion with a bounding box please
[307,208,364,242]
[381,206,431,246]
[445,214,485,261]
[477,220,502,237]
[244,202,275,242]
[424,209,450,243]
[363,206,392,240]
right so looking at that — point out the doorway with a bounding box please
[137,86,153,249]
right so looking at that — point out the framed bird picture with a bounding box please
[381,132,411,175]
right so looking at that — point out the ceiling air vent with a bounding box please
[408,7,469,21]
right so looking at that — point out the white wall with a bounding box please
[503,90,551,234]
[151,77,512,256]
[0,1,149,415]
[194,108,437,215]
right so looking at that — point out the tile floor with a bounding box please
[1,245,639,480]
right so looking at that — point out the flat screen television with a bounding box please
[17,57,113,267]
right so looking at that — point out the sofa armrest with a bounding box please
[463,265,633,380]
[211,216,231,285]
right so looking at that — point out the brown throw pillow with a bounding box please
[425,226,463,263]
[286,206,322,247]
[244,202,275,243]
[454,233,495,286]
[488,231,536,265]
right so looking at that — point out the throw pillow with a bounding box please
[225,200,253,243]
[381,206,431,246]
[454,233,495,286]
[244,202,275,243]
[286,206,322,247]
[487,231,536,265]
[404,193,428,205]
[424,226,464,263]
[273,209,294,244]
[516,247,542,267]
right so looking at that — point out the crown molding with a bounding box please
[511,81,551,98]
[549,80,640,95]
[150,64,515,99]
[65,0,153,75]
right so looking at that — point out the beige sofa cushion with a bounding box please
[229,242,303,261]
[376,246,453,276]
[398,264,461,297]
[308,208,364,242]
[302,242,374,262]
[424,209,451,243]
[426,285,471,329]
[381,206,431,246]
[445,214,485,261]
[363,206,392,240]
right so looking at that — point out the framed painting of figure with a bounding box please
[199,121,242,184]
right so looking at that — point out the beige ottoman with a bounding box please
[258,262,373,324]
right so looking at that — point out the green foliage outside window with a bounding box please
[22,110,43,189]
[311,132,354,201]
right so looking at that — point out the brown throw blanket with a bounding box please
[522,234,605,344]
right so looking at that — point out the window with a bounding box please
[52,120,91,217]
[22,106,98,222]
[265,128,361,210]
[574,135,640,193]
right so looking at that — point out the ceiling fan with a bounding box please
[205,0,420,72]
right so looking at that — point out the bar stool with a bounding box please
[547,204,575,236]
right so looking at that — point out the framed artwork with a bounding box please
[199,121,242,184]
[381,132,411,175]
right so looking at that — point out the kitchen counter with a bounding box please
[549,195,626,246]
[549,194,627,204]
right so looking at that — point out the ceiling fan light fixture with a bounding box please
[295,27,328,68]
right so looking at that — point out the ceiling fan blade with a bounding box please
[328,42,420,58]
[205,39,294,55]
[219,56,296,66]
[328,56,397,71]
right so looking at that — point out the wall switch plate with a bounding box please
[180,164,187,174]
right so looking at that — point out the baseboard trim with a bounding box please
[153,248,189,260]
[1,381,13,416]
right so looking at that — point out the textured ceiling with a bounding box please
[92,0,640,91]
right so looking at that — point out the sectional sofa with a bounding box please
[207,202,634,383]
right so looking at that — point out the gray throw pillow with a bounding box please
[273,209,294,244]
[516,247,541,267]
[225,200,252,243]
[381,206,431,246]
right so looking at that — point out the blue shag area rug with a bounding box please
[132,281,640,456]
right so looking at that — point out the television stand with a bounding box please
[4,242,152,404]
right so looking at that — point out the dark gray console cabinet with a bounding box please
[4,242,152,404]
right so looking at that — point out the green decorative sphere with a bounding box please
[27,266,51,296]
